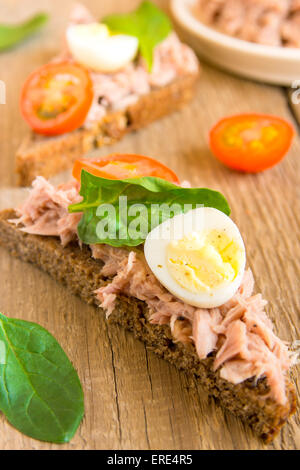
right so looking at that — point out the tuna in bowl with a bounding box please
[193,0,300,48]
[171,0,300,86]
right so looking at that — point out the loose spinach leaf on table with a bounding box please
[103,1,172,71]
[69,170,230,247]
[0,312,84,443]
[0,13,48,52]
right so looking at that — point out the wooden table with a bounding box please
[0,0,299,450]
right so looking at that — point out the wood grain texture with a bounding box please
[0,0,299,450]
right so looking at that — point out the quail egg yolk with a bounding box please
[166,230,244,293]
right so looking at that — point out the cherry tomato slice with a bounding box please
[209,113,294,173]
[73,154,180,183]
[20,61,93,136]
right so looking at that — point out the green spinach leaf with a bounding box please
[69,170,230,247]
[103,1,172,71]
[0,312,84,443]
[0,13,48,52]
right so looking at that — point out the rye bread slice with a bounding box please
[0,208,296,442]
[16,73,198,187]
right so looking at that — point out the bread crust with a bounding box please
[16,73,198,186]
[0,209,296,442]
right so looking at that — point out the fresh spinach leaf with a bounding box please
[69,170,230,247]
[0,13,48,52]
[0,312,84,443]
[103,1,172,71]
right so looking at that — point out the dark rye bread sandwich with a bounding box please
[16,3,199,186]
[0,165,297,443]
[17,74,198,187]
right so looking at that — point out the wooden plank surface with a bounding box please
[0,0,299,450]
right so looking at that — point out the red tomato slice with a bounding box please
[209,113,294,172]
[73,154,180,183]
[20,61,93,136]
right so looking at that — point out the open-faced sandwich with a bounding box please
[16,2,199,186]
[0,153,298,442]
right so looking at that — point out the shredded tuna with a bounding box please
[214,320,249,369]
[193,309,221,358]
[85,65,150,123]
[219,360,261,384]
[195,0,300,48]
[91,244,131,277]
[59,4,199,126]
[85,31,198,124]
[12,176,296,405]
[94,247,294,405]
[147,33,200,88]
[10,177,82,246]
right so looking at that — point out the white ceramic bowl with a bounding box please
[171,0,300,86]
